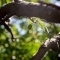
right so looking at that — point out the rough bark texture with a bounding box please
[31,36,59,60]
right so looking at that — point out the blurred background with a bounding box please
[0,0,60,60]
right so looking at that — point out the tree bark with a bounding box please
[31,33,60,60]
[0,1,60,60]
[0,1,60,23]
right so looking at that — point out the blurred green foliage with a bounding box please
[0,0,60,60]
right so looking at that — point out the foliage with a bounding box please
[0,0,60,60]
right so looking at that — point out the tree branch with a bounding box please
[0,1,60,23]
[31,33,60,60]
[0,1,60,60]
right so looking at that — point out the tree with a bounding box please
[0,0,60,60]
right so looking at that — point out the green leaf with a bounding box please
[37,18,45,30]
[45,0,50,2]
[6,0,11,3]
[28,24,32,30]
